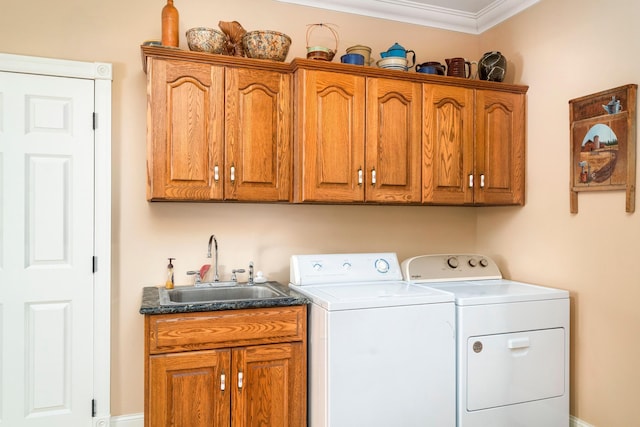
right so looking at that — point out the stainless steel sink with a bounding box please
[159,283,288,305]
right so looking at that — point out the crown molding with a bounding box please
[274,0,539,34]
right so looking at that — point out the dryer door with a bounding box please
[466,328,566,411]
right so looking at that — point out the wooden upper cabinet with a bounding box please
[423,84,474,205]
[294,68,421,203]
[225,67,292,201]
[145,53,291,202]
[423,84,525,206]
[142,48,527,206]
[366,78,422,203]
[146,58,224,201]
[295,69,366,202]
[474,89,525,205]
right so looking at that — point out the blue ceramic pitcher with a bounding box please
[380,42,415,67]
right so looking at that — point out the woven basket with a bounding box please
[306,23,338,61]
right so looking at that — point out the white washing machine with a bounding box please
[290,253,456,427]
[402,254,570,427]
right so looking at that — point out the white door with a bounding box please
[0,71,96,426]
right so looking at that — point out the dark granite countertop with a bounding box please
[140,281,310,315]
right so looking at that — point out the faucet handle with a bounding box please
[187,270,202,283]
[231,268,246,282]
[248,261,254,285]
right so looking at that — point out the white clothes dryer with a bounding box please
[290,253,456,427]
[402,254,570,427]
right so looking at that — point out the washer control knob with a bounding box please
[479,258,489,267]
[468,258,478,267]
[375,258,390,274]
[342,262,352,270]
[312,263,322,271]
[447,257,459,269]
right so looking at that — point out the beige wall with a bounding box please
[476,1,640,426]
[1,0,638,425]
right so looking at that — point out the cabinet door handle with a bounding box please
[358,168,363,185]
[480,174,485,188]
[371,168,376,185]
[468,174,474,188]
[230,165,236,183]
[214,165,219,182]
[238,371,243,390]
[221,373,226,391]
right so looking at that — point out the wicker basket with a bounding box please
[306,23,338,61]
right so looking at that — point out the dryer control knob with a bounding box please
[479,258,489,267]
[468,259,478,267]
[447,257,459,269]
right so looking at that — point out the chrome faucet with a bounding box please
[248,261,254,285]
[207,234,220,282]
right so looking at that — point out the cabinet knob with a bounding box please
[468,174,474,188]
[214,165,219,182]
[480,174,485,188]
[221,373,226,391]
[238,371,243,390]
[230,165,236,183]
[358,168,363,185]
[371,168,376,185]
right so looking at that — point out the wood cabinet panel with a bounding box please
[423,84,525,205]
[147,350,231,427]
[144,305,307,427]
[146,306,306,354]
[423,84,474,204]
[475,89,525,205]
[225,67,292,201]
[367,77,422,203]
[232,343,306,427]
[143,48,527,206]
[146,58,224,200]
[295,69,366,202]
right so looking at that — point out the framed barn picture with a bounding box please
[569,84,637,213]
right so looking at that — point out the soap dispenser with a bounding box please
[165,258,175,289]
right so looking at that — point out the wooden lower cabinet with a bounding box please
[149,350,231,427]
[144,306,307,427]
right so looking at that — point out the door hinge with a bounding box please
[93,256,98,273]
[93,112,97,130]
[92,399,97,417]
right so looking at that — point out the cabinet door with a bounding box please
[475,90,525,205]
[225,68,292,201]
[366,78,422,203]
[147,58,224,201]
[232,342,306,427]
[147,349,231,427]
[295,69,366,202]
[423,84,474,204]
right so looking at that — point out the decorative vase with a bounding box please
[161,0,179,47]
[478,51,507,82]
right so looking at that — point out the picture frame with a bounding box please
[568,84,637,213]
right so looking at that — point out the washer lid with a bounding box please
[291,281,454,310]
[425,279,569,305]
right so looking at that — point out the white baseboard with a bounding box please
[110,413,143,427]
[571,415,596,427]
